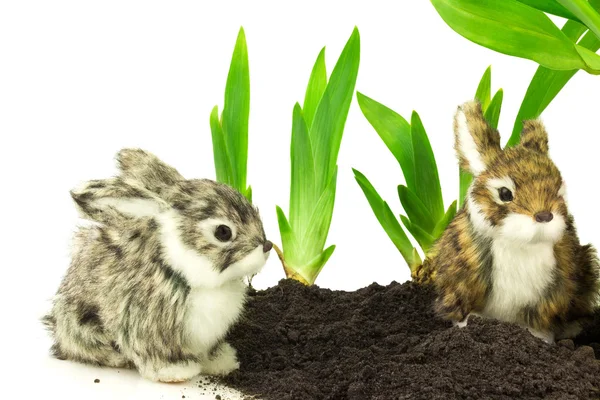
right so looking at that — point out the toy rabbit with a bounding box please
[43,149,272,382]
[422,101,600,343]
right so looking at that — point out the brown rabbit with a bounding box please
[423,101,600,343]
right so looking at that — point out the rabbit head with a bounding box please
[455,102,567,244]
[71,149,271,288]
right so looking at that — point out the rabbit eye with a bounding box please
[498,187,513,202]
[214,225,232,242]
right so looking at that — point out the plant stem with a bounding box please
[272,243,310,285]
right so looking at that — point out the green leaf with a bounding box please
[475,66,492,110]
[458,170,472,208]
[411,248,423,271]
[209,105,233,185]
[294,245,336,286]
[431,0,587,71]
[222,27,250,191]
[558,0,600,43]
[245,185,252,203]
[303,48,327,130]
[276,206,298,265]
[411,111,444,221]
[397,185,436,232]
[311,27,360,194]
[301,168,338,261]
[400,215,435,252]
[484,89,504,130]
[356,92,415,190]
[560,19,589,41]
[433,200,458,238]
[516,0,582,21]
[353,168,416,266]
[575,44,600,72]
[507,22,600,147]
[289,103,316,237]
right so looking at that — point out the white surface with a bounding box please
[2,1,599,399]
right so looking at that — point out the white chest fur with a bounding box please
[482,240,556,322]
[184,280,247,353]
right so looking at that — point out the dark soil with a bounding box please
[222,279,600,400]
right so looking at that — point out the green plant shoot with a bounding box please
[209,27,252,201]
[354,67,501,274]
[275,28,360,285]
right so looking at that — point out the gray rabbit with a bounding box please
[43,149,272,382]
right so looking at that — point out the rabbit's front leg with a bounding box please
[132,354,202,383]
[519,296,569,344]
[202,342,240,376]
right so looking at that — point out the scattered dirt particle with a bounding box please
[222,279,600,400]
[93,379,100,383]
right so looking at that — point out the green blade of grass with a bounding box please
[289,103,316,237]
[411,111,444,221]
[276,205,299,265]
[400,215,435,253]
[311,27,360,194]
[475,66,492,110]
[245,185,252,203]
[303,48,327,130]
[433,200,458,238]
[210,105,233,185]
[507,22,600,146]
[353,168,416,266]
[397,185,436,232]
[356,92,416,190]
[484,89,504,129]
[222,27,250,191]
[458,170,472,208]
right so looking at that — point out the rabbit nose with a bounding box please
[263,240,273,253]
[535,212,554,223]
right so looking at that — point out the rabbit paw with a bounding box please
[141,361,202,383]
[453,316,469,328]
[203,342,240,376]
[528,328,555,344]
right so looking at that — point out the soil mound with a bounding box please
[223,279,600,399]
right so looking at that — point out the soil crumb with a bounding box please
[93,378,100,383]
[223,279,600,399]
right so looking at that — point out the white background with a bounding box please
[2,1,599,399]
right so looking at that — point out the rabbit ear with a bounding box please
[116,148,184,192]
[454,101,502,176]
[71,177,170,224]
[519,120,549,154]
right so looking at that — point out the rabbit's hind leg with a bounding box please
[45,302,129,368]
[132,356,202,383]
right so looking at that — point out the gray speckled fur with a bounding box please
[43,149,269,382]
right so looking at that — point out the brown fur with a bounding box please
[425,101,600,339]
